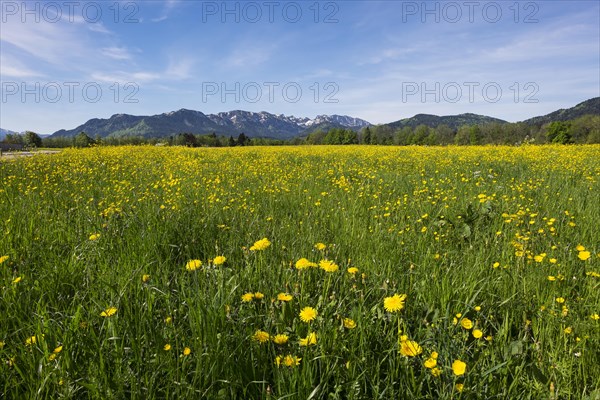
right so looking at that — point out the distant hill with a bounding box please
[385,113,507,130]
[50,110,371,140]
[0,128,19,140]
[522,97,600,126]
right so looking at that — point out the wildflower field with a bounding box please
[1,145,599,399]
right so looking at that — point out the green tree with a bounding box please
[23,131,42,148]
[545,121,573,144]
[73,132,95,148]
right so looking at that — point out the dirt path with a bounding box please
[0,150,60,160]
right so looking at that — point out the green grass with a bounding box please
[1,145,599,399]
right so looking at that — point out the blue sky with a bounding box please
[1,0,599,134]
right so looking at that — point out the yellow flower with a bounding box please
[25,336,37,346]
[455,383,464,392]
[319,259,339,273]
[254,292,264,300]
[272,334,289,345]
[578,251,591,261]
[100,307,117,317]
[314,243,326,251]
[383,294,406,312]
[165,316,173,324]
[424,357,437,369]
[347,267,359,275]
[12,276,22,284]
[241,292,255,302]
[299,332,317,346]
[53,345,63,354]
[277,293,293,302]
[590,313,599,320]
[282,354,301,367]
[0,255,8,264]
[299,306,318,323]
[460,318,473,330]
[547,276,556,281]
[185,259,202,271]
[576,245,586,251]
[295,258,317,270]
[142,274,151,283]
[89,233,100,241]
[474,306,481,312]
[213,256,226,265]
[250,238,271,251]
[452,360,467,376]
[183,347,191,356]
[564,326,572,334]
[431,367,442,377]
[343,318,356,329]
[399,339,422,357]
[164,344,172,351]
[252,330,270,343]
[555,297,565,304]
[472,329,483,339]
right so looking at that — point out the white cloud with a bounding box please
[101,47,133,60]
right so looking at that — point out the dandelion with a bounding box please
[555,297,565,304]
[474,306,481,312]
[100,307,117,317]
[250,238,271,251]
[299,332,317,346]
[164,344,172,351]
[183,347,191,356]
[165,316,172,324]
[547,276,556,281]
[252,330,270,343]
[319,259,339,272]
[282,354,301,367]
[590,313,599,320]
[576,245,586,251]
[472,329,483,339]
[142,274,151,283]
[343,318,356,329]
[383,294,406,312]
[185,259,202,271]
[431,367,442,377]
[295,258,316,269]
[455,383,464,392]
[277,293,293,302]
[399,339,422,357]
[89,233,100,241]
[314,243,326,251]
[272,334,289,345]
[564,327,573,334]
[452,360,467,376]
[11,276,22,284]
[299,307,318,323]
[578,251,591,261]
[213,256,226,265]
[0,255,8,264]
[254,292,264,300]
[347,267,359,275]
[460,318,473,330]
[241,292,255,302]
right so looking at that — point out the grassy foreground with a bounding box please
[1,145,599,399]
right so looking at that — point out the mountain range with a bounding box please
[50,111,371,140]
[2,97,598,140]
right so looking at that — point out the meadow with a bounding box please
[1,145,599,399]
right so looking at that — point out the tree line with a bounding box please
[3,114,598,149]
